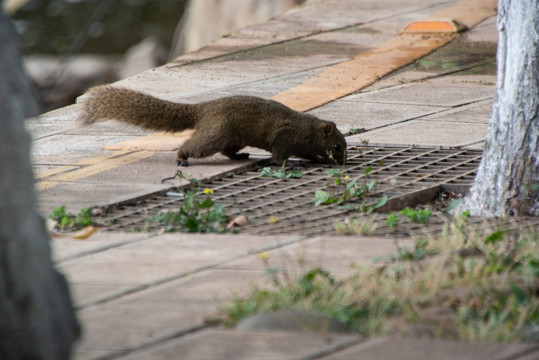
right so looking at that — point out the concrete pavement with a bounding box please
[28,0,538,358]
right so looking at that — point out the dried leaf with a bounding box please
[73,225,98,240]
[227,215,249,228]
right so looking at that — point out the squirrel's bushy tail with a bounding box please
[80,86,198,132]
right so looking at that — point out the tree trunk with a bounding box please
[0,7,80,360]
[461,0,539,216]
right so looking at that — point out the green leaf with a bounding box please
[485,230,505,244]
[399,208,432,223]
[324,169,341,178]
[287,169,303,179]
[373,195,388,210]
[366,180,376,192]
[199,198,214,209]
[509,283,528,306]
[184,218,199,232]
[314,190,333,206]
[386,214,400,227]
[261,167,273,177]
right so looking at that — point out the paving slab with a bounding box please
[64,120,151,137]
[52,231,150,262]
[320,337,539,360]
[31,134,141,157]
[59,234,301,306]
[26,117,77,139]
[349,119,488,147]
[115,329,362,360]
[218,236,416,277]
[345,81,494,108]
[68,151,247,185]
[37,181,166,215]
[309,97,447,133]
[170,0,449,67]
[74,269,279,357]
[422,99,493,124]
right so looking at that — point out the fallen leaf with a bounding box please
[73,225,98,240]
[227,215,249,228]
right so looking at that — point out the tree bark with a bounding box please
[0,6,80,360]
[461,0,539,216]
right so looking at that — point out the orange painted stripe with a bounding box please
[402,20,466,33]
[270,33,457,111]
[270,0,497,111]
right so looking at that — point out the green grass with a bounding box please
[222,219,539,342]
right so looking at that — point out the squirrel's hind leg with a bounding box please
[177,132,224,165]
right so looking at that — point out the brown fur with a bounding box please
[81,86,347,166]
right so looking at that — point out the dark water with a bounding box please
[12,0,188,55]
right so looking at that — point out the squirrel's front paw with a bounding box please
[177,159,189,167]
[235,152,250,160]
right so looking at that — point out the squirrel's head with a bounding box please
[316,122,347,165]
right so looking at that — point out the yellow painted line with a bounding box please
[35,151,154,190]
[101,130,194,151]
[35,150,133,180]
[35,181,63,191]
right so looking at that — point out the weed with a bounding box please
[399,207,432,223]
[49,206,93,231]
[391,238,435,262]
[222,222,539,342]
[314,167,387,212]
[261,161,302,179]
[386,213,400,227]
[149,179,230,233]
[334,215,377,235]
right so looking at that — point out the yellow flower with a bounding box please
[268,215,279,224]
[257,252,271,260]
[203,188,214,195]
[344,175,350,181]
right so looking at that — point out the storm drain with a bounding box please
[91,146,524,236]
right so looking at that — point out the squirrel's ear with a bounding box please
[319,123,335,136]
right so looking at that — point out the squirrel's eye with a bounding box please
[334,144,341,151]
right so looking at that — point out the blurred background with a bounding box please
[5,0,303,113]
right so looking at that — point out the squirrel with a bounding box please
[80,85,347,166]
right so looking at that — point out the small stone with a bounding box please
[523,325,539,343]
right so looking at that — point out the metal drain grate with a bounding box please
[96,146,489,236]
